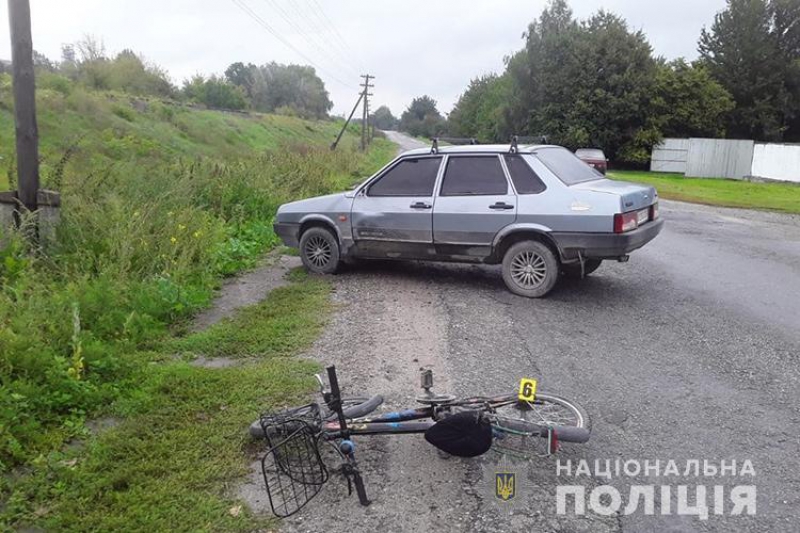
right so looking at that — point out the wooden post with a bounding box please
[8,0,40,213]
[359,74,373,152]
[330,91,363,151]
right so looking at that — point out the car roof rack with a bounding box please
[509,134,550,153]
[429,137,478,154]
[428,135,549,155]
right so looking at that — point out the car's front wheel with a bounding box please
[299,227,340,274]
[501,240,560,298]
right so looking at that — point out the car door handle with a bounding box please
[410,202,432,209]
[489,202,514,210]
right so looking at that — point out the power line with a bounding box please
[229,0,356,90]
[308,0,367,73]
[261,0,361,79]
[289,0,366,74]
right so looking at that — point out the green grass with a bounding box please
[0,73,397,531]
[2,276,331,532]
[610,170,800,214]
[172,271,327,358]
[0,73,371,191]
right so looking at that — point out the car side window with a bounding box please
[367,157,442,197]
[504,155,546,194]
[440,156,508,196]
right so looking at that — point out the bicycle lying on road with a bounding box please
[249,366,591,517]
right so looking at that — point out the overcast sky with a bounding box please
[0,0,728,116]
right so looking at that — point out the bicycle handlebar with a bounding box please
[495,417,591,443]
[340,395,383,419]
[551,425,591,443]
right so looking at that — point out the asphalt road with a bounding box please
[266,132,800,532]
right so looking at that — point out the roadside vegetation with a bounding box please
[397,0,799,165]
[611,171,800,214]
[3,274,330,532]
[0,55,394,530]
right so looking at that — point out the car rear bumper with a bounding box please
[274,222,301,247]
[552,218,664,260]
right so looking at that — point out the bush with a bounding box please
[39,73,73,97]
[111,104,136,122]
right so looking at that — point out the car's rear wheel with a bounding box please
[562,259,603,279]
[299,227,340,274]
[501,241,559,298]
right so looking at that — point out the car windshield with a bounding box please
[535,147,604,185]
[575,149,605,160]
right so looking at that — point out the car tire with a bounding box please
[299,227,340,274]
[501,240,560,298]
[562,259,603,279]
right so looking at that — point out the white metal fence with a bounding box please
[650,138,689,173]
[650,138,800,183]
[751,144,800,184]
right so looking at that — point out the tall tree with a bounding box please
[699,0,800,141]
[370,105,398,130]
[652,60,735,138]
[507,1,661,162]
[448,74,512,141]
[399,96,445,138]
[223,61,333,119]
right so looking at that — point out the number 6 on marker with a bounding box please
[518,378,537,402]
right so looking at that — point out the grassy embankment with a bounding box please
[610,170,800,215]
[0,73,395,531]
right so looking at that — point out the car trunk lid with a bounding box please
[571,179,657,212]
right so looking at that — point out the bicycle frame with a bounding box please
[320,395,526,437]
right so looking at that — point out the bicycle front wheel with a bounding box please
[490,393,591,443]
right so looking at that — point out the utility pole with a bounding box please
[7,0,39,213]
[360,74,373,151]
[330,91,363,151]
[330,74,374,152]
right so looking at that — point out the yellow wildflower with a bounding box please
[170,236,177,244]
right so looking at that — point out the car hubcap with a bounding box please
[304,236,332,268]
[510,251,547,289]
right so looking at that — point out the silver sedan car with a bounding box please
[274,143,663,297]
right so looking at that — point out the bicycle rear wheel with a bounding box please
[490,393,591,443]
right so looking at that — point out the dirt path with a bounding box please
[191,251,301,332]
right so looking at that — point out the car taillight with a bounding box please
[650,202,659,221]
[614,212,639,233]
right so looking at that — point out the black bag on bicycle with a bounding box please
[424,411,492,457]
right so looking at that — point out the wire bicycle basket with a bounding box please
[259,404,328,517]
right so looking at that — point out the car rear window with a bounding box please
[440,156,508,196]
[368,157,442,196]
[504,154,546,194]
[536,147,604,185]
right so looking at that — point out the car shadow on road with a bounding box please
[336,259,637,305]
